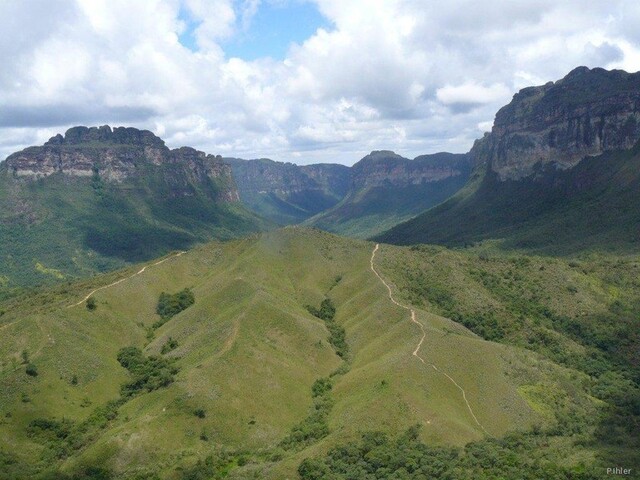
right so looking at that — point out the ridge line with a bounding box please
[370,243,489,436]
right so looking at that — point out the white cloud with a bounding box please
[436,83,511,110]
[0,0,639,164]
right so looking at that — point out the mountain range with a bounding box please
[0,66,639,479]
[0,126,264,292]
[378,67,640,253]
[228,150,472,238]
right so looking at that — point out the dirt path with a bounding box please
[68,251,186,308]
[370,243,489,436]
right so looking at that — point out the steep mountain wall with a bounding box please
[3,125,240,202]
[473,67,640,180]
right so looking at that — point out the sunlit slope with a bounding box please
[0,228,559,478]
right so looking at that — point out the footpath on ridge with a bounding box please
[370,243,489,436]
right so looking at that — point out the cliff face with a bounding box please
[305,150,472,238]
[3,125,239,202]
[228,158,349,199]
[228,151,471,228]
[227,158,350,224]
[0,126,263,289]
[351,151,471,189]
[474,67,640,180]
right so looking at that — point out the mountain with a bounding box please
[0,125,265,291]
[227,158,350,225]
[378,67,640,253]
[305,151,472,238]
[2,228,637,478]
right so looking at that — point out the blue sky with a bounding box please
[179,1,330,60]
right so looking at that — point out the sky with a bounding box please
[1,0,640,165]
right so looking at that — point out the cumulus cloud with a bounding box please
[0,0,639,164]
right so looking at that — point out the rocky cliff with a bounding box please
[306,151,472,238]
[351,150,471,189]
[0,126,262,289]
[378,67,640,253]
[227,157,349,200]
[3,125,239,202]
[227,158,350,224]
[474,67,640,180]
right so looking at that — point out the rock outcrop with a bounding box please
[227,157,349,200]
[474,67,640,180]
[3,125,239,202]
[351,150,471,189]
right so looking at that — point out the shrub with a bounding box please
[25,363,38,377]
[86,296,97,311]
[155,288,195,326]
[194,408,206,419]
[161,337,179,354]
[306,298,348,358]
[117,346,178,397]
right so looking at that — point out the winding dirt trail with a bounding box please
[68,251,186,308]
[370,243,489,436]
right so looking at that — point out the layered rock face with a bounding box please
[3,125,239,202]
[350,151,471,189]
[474,67,640,180]
[227,158,349,199]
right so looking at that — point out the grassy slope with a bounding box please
[306,174,469,239]
[378,144,640,254]
[0,170,265,293]
[1,228,633,478]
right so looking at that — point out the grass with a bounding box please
[0,162,266,294]
[307,177,470,239]
[0,228,635,478]
[378,143,640,255]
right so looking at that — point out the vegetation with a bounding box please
[306,298,348,358]
[160,336,179,354]
[1,228,637,478]
[86,296,97,311]
[379,244,640,468]
[154,288,195,328]
[280,377,334,450]
[299,426,601,480]
[25,363,38,377]
[116,346,178,396]
[378,143,640,255]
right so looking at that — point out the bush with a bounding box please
[155,288,195,327]
[86,296,97,311]
[194,408,206,419]
[116,346,178,397]
[25,363,38,377]
[160,337,179,354]
[306,298,348,358]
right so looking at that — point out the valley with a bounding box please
[1,227,637,479]
[1,65,639,479]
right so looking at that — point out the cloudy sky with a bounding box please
[1,0,639,165]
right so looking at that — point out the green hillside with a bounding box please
[0,129,268,295]
[228,158,350,225]
[307,152,472,238]
[1,228,636,479]
[377,142,640,254]
[305,180,469,239]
